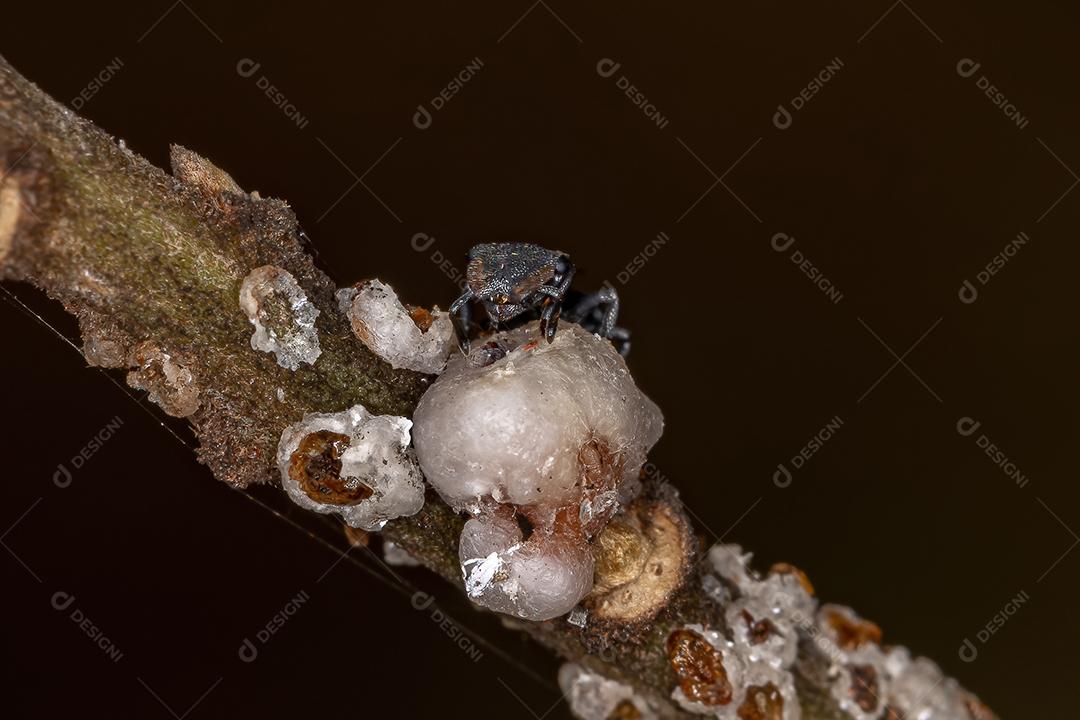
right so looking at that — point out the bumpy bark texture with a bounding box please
[0,55,980,720]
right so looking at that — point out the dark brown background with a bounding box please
[2,2,1077,717]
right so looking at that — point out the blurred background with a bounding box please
[2,1,1077,717]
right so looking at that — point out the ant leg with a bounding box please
[596,284,619,338]
[449,289,474,353]
[538,258,575,343]
[539,296,561,343]
[571,284,620,338]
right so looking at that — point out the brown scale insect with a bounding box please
[769,562,816,597]
[666,628,734,707]
[847,664,881,714]
[740,609,779,645]
[606,699,643,720]
[288,430,372,505]
[822,606,883,651]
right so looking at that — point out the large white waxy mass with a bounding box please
[458,509,594,621]
[276,404,425,531]
[412,321,664,512]
[413,320,662,621]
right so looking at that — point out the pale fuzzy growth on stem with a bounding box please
[239,265,321,370]
[558,663,656,720]
[276,404,424,531]
[344,279,455,374]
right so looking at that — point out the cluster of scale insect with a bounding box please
[272,277,452,529]
[254,257,998,719]
[274,272,661,624]
[662,544,809,720]
[677,544,997,720]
